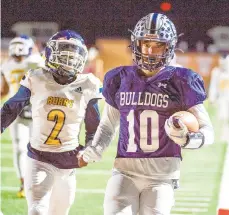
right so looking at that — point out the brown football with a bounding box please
[171,111,199,132]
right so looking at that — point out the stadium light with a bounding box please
[160,2,172,12]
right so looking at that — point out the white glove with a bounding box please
[79,146,102,163]
[164,117,188,146]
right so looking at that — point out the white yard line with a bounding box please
[0,145,12,150]
[172,207,208,213]
[0,153,13,158]
[178,187,214,192]
[175,202,209,207]
[1,167,15,172]
[175,191,213,197]
[175,196,211,202]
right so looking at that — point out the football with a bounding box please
[171,111,199,132]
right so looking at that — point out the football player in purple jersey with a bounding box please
[79,13,214,215]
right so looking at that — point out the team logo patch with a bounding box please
[158,82,167,88]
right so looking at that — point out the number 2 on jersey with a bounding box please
[127,110,159,153]
[45,109,66,145]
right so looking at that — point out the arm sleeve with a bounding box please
[90,102,120,153]
[84,98,101,145]
[180,71,207,110]
[1,85,31,133]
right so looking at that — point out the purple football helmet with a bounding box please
[45,30,88,83]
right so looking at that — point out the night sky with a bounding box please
[2,0,229,49]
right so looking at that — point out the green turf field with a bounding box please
[0,101,227,215]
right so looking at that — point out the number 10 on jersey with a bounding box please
[126,110,159,153]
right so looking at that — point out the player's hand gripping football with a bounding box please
[77,146,102,168]
[164,116,188,146]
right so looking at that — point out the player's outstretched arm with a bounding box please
[84,98,101,146]
[78,102,120,167]
[1,85,31,133]
[78,98,101,167]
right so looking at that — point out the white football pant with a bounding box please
[104,171,174,215]
[9,119,32,179]
[24,156,76,215]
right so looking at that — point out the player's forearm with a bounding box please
[84,99,101,145]
[91,102,120,153]
[185,104,214,148]
[1,85,31,133]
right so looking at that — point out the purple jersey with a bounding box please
[102,66,206,159]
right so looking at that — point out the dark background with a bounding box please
[2,0,229,49]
